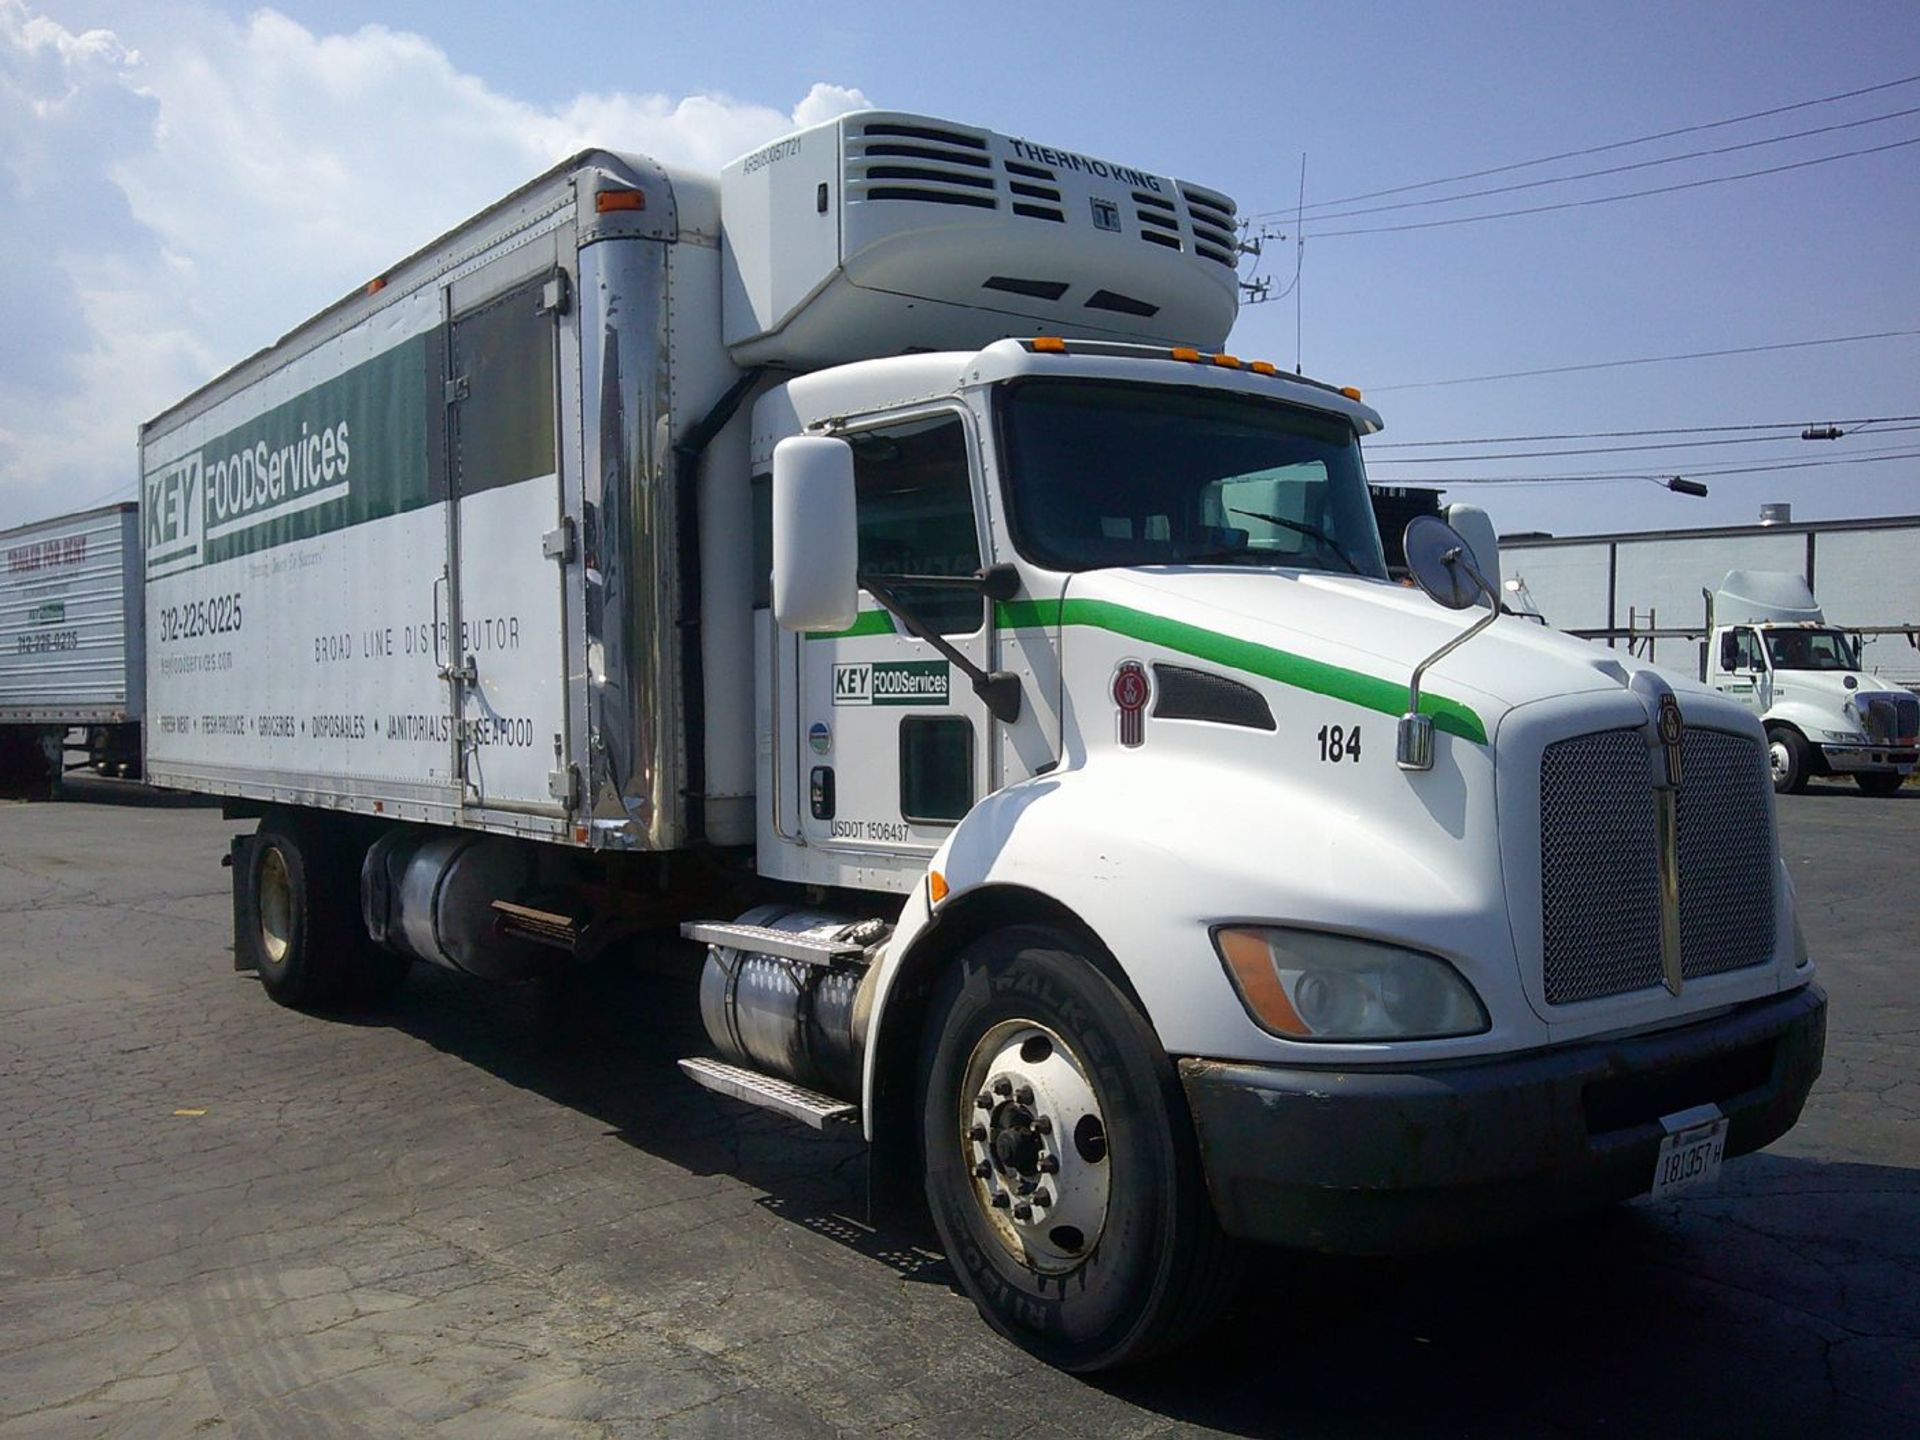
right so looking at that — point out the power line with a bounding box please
[1302,133,1920,238]
[1363,425,1920,465]
[1368,415,1920,447]
[1275,104,1920,226]
[1249,71,1920,219]
[1371,328,1920,392]
[1377,445,1920,486]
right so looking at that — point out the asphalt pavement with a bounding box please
[0,776,1915,1437]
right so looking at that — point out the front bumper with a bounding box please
[1179,982,1826,1255]
[1817,743,1916,774]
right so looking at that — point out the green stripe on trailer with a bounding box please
[995,597,1488,745]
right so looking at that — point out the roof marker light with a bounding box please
[364,277,387,296]
[1212,354,1243,369]
[1250,360,1278,376]
[1031,336,1068,353]
[1171,347,1202,362]
[1340,385,1364,401]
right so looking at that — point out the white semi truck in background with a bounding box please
[1706,569,1917,795]
[0,502,144,795]
[141,111,1826,1370]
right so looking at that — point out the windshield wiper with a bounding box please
[1226,508,1363,574]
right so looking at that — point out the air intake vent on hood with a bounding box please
[1151,664,1275,730]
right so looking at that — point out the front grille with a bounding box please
[1865,694,1919,745]
[1541,731,1663,1005]
[1540,727,1773,1005]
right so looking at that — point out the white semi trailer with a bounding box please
[1,502,144,794]
[142,111,1826,1370]
[1706,569,1917,794]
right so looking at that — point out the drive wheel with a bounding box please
[919,926,1238,1371]
[1767,727,1811,794]
[1855,771,1906,796]
[244,820,407,1009]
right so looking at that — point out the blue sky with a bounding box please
[4,0,1917,535]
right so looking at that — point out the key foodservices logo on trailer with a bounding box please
[145,417,354,576]
[833,660,950,706]
[144,454,205,577]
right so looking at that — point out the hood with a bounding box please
[1055,567,1665,744]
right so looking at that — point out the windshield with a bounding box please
[996,379,1387,578]
[1763,628,1860,671]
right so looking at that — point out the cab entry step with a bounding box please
[677,1057,860,1130]
[680,921,864,966]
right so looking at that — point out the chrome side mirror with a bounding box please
[1398,516,1500,771]
[770,435,858,633]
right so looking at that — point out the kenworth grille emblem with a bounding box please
[1113,660,1149,747]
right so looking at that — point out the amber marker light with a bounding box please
[1249,360,1278,376]
[1031,336,1068,353]
[1212,354,1242,369]
[1340,385,1364,401]
[928,870,950,905]
[364,277,387,295]
[1170,346,1202,363]
[1214,926,1309,1037]
[595,189,646,212]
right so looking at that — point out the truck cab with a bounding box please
[1706,569,1917,794]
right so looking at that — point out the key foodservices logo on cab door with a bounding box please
[833,660,950,706]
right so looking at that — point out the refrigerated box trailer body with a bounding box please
[144,111,1824,1371]
[1,502,144,790]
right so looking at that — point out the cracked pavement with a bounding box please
[0,778,1915,1437]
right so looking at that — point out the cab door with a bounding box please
[791,408,995,861]
[1712,626,1769,716]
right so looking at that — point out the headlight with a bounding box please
[1819,729,1867,743]
[1213,926,1489,1041]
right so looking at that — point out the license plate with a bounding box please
[1650,1110,1728,1198]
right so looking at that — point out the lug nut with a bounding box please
[1014,1084,1034,1106]
[1013,1203,1033,1221]
[968,1124,987,1142]
[1037,1155,1059,1174]
[1033,1115,1052,1134]
[973,1161,992,1179]
[975,1093,993,1111]
[1033,1188,1053,1207]
[992,1077,1012,1097]
[990,1192,1010,1209]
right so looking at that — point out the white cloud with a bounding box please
[0,1,870,528]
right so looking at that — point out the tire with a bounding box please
[1767,726,1811,795]
[918,926,1239,1371]
[1855,771,1907,796]
[243,820,409,1009]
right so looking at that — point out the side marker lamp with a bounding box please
[1031,336,1068,353]
[595,189,647,213]
[1213,926,1488,1041]
[928,870,950,906]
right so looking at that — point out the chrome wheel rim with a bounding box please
[1769,740,1791,784]
[258,847,292,965]
[958,1020,1110,1274]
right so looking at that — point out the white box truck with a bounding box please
[1,502,144,794]
[142,111,1825,1370]
[1706,569,1917,794]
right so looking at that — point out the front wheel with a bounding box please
[1855,771,1907,796]
[1767,727,1811,795]
[918,926,1238,1371]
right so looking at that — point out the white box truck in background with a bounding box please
[142,111,1825,1369]
[1705,569,1917,795]
[1,502,144,795]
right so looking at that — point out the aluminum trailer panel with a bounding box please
[0,503,143,725]
[139,150,720,847]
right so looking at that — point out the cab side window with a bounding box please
[848,414,982,635]
[1723,627,1763,671]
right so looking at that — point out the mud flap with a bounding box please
[227,833,262,971]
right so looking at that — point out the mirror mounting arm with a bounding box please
[1399,545,1500,772]
[860,573,1022,724]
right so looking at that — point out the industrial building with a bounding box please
[1499,510,1920,688]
